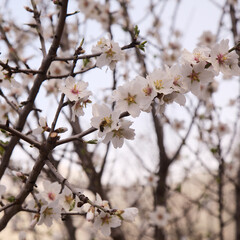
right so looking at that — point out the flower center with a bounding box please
[71,84,79,95]
[65,194,73,204]
[187,70,200,83]
[105,48,116,58]
[143,85,153,96]
[101,214,111,225]
[125,93,137,105]
[216,53,228,65]
[154,79,163,90]
[113,128,123,138]
[173,75,181,87]
[100,116,113,132]
[48,192,56,201]
[43,207,53,217]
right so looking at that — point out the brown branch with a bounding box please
[0,124,41,149]
[55,111,129,146]
[0,0,69,231]
[0,0,69,179]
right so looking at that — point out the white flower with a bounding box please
[92,38,124,70]
[117,207,139,222]
[134,75,157,111]
[0,184,6,198]
[27,193,48,228]
[86,206,95,221]
[0,71,20,89]
[216,122,230,137]
[48,61,69,77]
[78,0,96,18]
[210,39,240,77]
[32,117,49,135]
[94,193,110,210]
[102,120,135,148]
[44,79,61,96]
[38,201,62,227]
[181,47,211,65]
[157,92,186,110]
[60,76,91,101]
[58,187,76,212]
[197,31,216,48]
[113,80,144,118]
[145,173,159,188]
[41,180,61,203]
[181,62,215,97]
[149,205,169,228]
[94,211,121,236]
[147,68,173,95]
[91,104,120,137]
[166,64,188,94]
[71,96,91,121]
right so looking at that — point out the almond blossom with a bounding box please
[58,187,76,212]
[93,211,121,236]
[38,201,62,227]
[181,62,215,97]
[112,80,144,118]
[92,38,124,70]
[181,46,211,65]
[116,207,139,222]
[166,64,188,94]
[27,193,48,228]
[0,71,20,89]
[91,103,120,138]
[32,117,49,135]
[147,68,173,95]
[135,75,157,111]
[210,39,240,77]
[197,31,216,47]
[71,96,91,121]
[102,119,135,148]
[41,180,61,203]
[59,76,91,102]
[149,205,169,228]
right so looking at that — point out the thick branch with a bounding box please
[0,0,69,179]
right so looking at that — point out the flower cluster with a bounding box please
[59,76,92,121]
[25,182,138,237]
[26,180,79,228]
[86,193,138,236]
[92,37,125,70]
[91,104,135,148]
[88,38,240,148]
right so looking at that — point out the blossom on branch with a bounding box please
[147,68,173,95]
[60,76,91,102]
[94,211,122,236]
[92,37,124,70]
[32,117,49,135]
[102,119,135,148]
[41,180,61,203]
[91,103,120,138]
[149,205,169,228]
[113,80,144,118]
[38,201,62,227]
[71,96,91,121]
[210,39,240,77]
[181,61,215,97]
